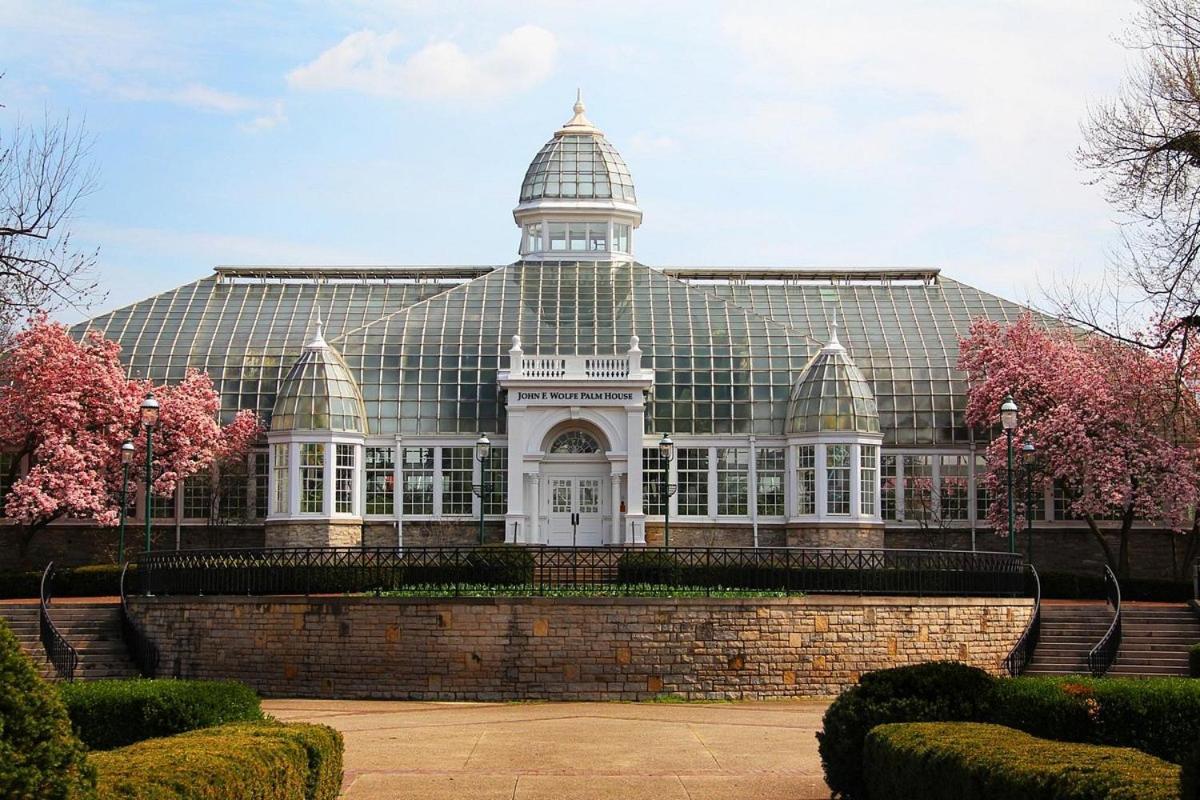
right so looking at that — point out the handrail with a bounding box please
[119,563,159,678]
[137,544,1027,598]
[1087,565,1122,677]
[1004,564,1041,676]
[38,562,78,681]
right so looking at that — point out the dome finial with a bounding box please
[306,310,327,350]
[823,309,844,353]
[561,88,597,133]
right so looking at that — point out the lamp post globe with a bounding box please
[657,433,675,549]
[140,393,159,556]
[475,433,491,546]
[1000,395,1018,554]
[118,440,134,564]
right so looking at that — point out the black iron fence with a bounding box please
[119,563,159,678]
[38,563,78,681]
[136,545,1027,598]
[1087,565,1122,677]
[1004,565,1041,676]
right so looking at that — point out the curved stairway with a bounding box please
[0,600,138,680]
[1023,600,1199,677]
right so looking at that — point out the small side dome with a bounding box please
[785,320,880,435]
[270,319,368,433]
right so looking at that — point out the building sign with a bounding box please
[515,390,638,405]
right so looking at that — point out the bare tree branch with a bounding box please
[0,80,102,338]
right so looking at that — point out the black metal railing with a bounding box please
[1004,564,1041,676]
[136,545,1027,598]
[119,563,158,678]
[38,563,78,681]
[1087,565,1122,677]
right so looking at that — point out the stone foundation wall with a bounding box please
[362,521,506,548]
[787,524,885,548]
[264,520,363,548]
[129,594,1032,701]
[643,523,787,548]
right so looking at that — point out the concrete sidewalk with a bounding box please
[264,698,833,800]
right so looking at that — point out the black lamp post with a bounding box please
[473,433,491,546]
[1000,395,1018,554]
[657,433,678,549]
[140,393,160,555]
[118,440,134,564]
[1022,439,1036,563]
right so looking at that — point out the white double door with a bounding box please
[544,470,607,546]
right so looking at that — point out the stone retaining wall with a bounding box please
[129,594,1032,700]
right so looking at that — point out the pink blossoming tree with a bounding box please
[0,316,262,553]
[958,314,1200,577]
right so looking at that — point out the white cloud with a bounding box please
[287,25,558,101]
[241,101,288,132]
[113,82,260,114]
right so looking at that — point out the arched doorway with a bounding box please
[541,425,610,546]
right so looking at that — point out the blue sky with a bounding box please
[1,0,1136,321]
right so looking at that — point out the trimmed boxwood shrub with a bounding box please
[864,722,1179,800]
[0,618,96,799]
[1182,739,1199,800]
[90,722,341,800]
[989,675,1200,764]
[0,564,138,599]
[816,662,995,799]
[1037,571,1192,602]
[60,679,264,750]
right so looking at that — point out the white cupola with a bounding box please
[514,91,642,262]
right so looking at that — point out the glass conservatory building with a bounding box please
[71,96,1039,549]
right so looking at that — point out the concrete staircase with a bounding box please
[1022,600,1200,677]
[0,604,56,680]
[0,601,138,680]
[1023,602,1114,676]
[1109,604,1200,677]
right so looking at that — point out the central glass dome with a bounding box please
[517,93,637,204]
[519,133,636,203]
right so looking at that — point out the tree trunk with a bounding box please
[1116,502,1136,580]
[1178,517,1200,582]
[1084,515,1118,574]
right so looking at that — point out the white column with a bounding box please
[394,436,404,549]
[815,443,827,519]
[707,446,718,519]
[529,474,540,544]
[288,441,300,516]
[610,474,622,544]
[432,447,443,518]
[850,443,861,521]
[624,407,646,544]
[784,443,797,519]
[506,411,526,542]
[748,437,758,547]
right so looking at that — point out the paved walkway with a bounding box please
[264,699,833,800]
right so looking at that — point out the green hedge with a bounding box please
[1190,643,1200,678]
[1037,571,1192,602]
[60,679,264,751]
[91,722,341,800]
[989,675,1200,764]
[819,663,1200,798]
[1183,739,1199,800]
[816,662,995,799]
[0,618,96,799]
[864,722,1179,800]
[0,564,137,599]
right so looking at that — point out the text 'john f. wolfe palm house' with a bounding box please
[74,96,1039,550]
